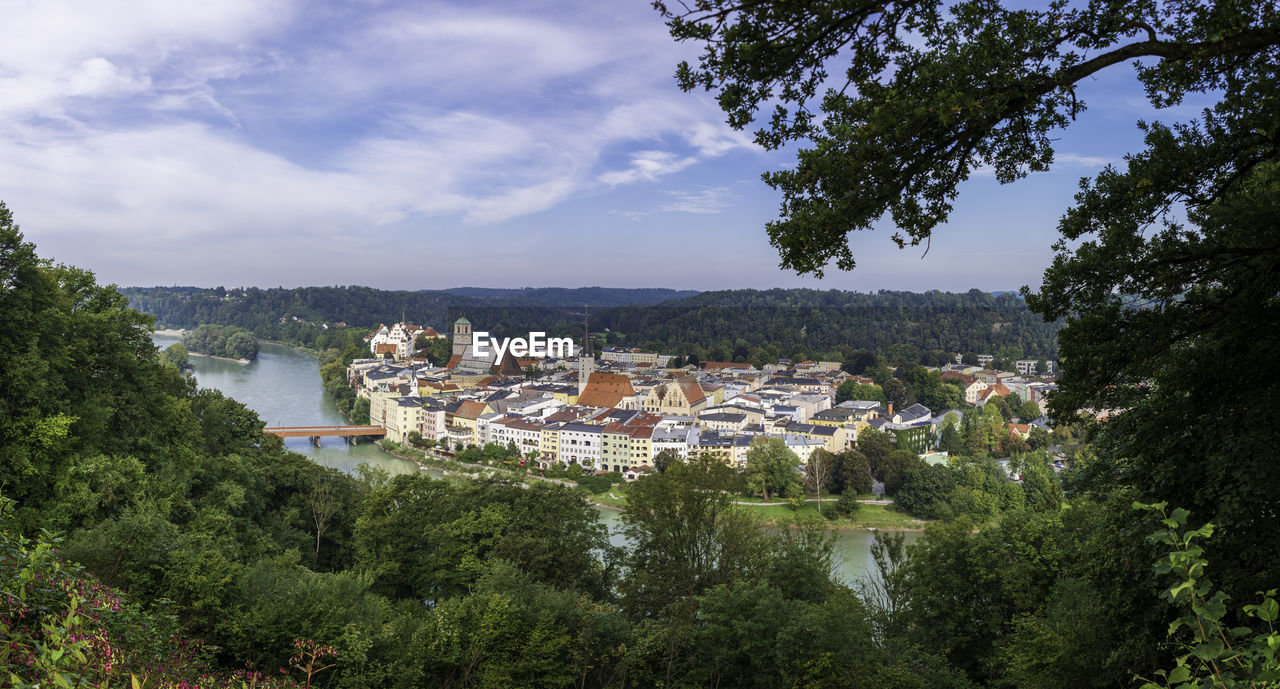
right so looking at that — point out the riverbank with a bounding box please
[378,440,926,532]
[153,328,186,336]
[186,350,252,365]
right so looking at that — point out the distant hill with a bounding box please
[594,288,1059,360]
[122,285,1058,361]
[442,287,698,307]
[121,285,691,332]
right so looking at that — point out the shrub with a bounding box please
[836,492,862,516]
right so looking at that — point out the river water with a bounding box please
[152,334,910,583]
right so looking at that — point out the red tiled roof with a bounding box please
[577,372,636,408]
[676,375,706,405]
[454,401,488,419]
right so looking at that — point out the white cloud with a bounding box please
[660,186,734,214]
[0,0,766,284]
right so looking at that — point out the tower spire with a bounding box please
[578,304,595,394]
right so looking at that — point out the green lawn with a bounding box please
[735,501,926,530]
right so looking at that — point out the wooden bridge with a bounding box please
[263,425,385,445]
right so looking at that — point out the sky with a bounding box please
[1,0,1196,293]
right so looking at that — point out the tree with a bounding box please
[881,378,911,410]
[835,380,884,404]
[415,334,452,365]
[857,426,893,476]
[620,454,768,616]
[1027,426,1051,451]
[309,478,339,564]
[1016,398,1042,422]
[832,449,872,496]
[939,423,963,455]
[656,1,1280,277]
[803,448,834,514]
[1019,453,1063,513]
[653,448,680,473]
[160,342,190,371]
[880,449,925,496]
[1029,167,1280,597]
[858,532,909,639]
[988,394,1011,423]
[842,350,877,375]
[744,437,800,501]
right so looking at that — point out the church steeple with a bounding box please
[578,305,595,393]
[452,315,472,358]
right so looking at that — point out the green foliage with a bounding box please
[831,449,873,496]
[160,342,190,370]
[1136,502,1280,689]
[355,474,618,603]
[1031,160,1280,597]
[657,1,1279,277]
[743,436,800,501]
[653,447,680,473]
[414,333,453,365]
[835,380,884,404]
[183,324,259,360]
[835,492,861,517]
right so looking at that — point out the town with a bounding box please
[354,316,1060,483]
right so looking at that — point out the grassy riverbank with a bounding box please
[376,440,927,531]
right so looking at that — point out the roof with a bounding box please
[675,375,706,404]
[701,361,752,370]
[453,400,488,420]
[454,316,471,325]
[577,372,636,408]
[699,412,747,423]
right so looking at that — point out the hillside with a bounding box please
[122,285,1059,360]
[596,288,1060,360]
[442,286,699,306]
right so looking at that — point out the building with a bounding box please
[642,375,708,416]
[577,372,638,409]
[452,316,472,357]
[444,399,490,447]
[600,347,660,366]
[1015,359,1054,376]
[559,423,603,467]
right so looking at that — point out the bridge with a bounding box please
[263,425,385,445]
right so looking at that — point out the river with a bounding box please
[152,334,911,583]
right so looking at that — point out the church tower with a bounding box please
[578,305,595,393]
[452,316,472,357]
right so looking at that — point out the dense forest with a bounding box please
[123,284,1060,362]
[442,286,699,305]
[183,324,260,361]
[595,288,1060,361]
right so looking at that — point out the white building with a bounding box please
[558,423,603,467]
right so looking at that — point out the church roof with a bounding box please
[577,372,636,408]
[675,375,706,404]
[454,316,471,325]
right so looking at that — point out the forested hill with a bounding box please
[120,285,684,332]
[443,286,699,306]
[124,284,1059,360]
[597,288,1060,360]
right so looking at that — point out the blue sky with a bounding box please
[1,0,1193,292]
